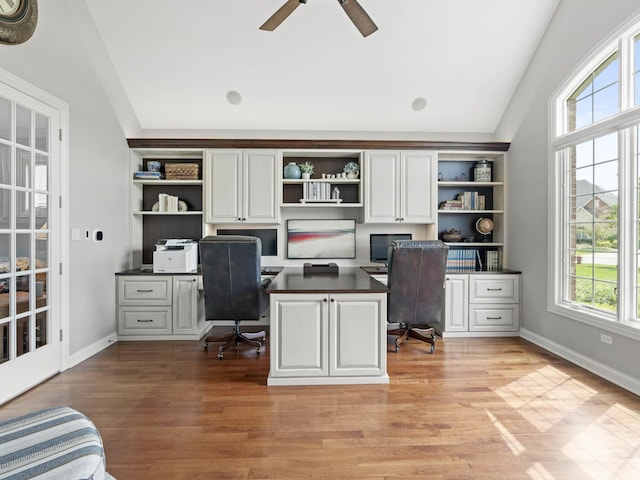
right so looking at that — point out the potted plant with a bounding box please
[343,161,360,179]
[300,161,314,179]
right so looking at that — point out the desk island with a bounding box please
[267,267,389,386]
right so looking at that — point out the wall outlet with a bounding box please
[600,333,613,345]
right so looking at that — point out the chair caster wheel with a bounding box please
[218,353,224,359]
[256,348,261,354]
[203,343,208,350]
[395,345,399,352]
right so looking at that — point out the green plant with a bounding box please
[299,161,314,174]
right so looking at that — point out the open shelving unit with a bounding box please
[281,151,363,207]
[129,149,205,265]
[437,151,507,271]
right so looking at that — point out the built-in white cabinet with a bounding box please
[441,273,520,337]
[364,150,437,224]
[268,292,388,385]
[205,149,281,224]
[117,275,207,340]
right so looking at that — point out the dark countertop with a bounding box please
[116,266,284,276]
[268,267,388,294]
[360,266,522,275]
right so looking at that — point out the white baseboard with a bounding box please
[67,331,118,369]
[520,328,640,396]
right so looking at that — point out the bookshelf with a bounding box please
[437,151,507,271]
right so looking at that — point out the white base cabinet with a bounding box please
[268,293,389,385]
[440,273,520,337]
[117,275,208,340]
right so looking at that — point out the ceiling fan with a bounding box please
[260,0,378,37]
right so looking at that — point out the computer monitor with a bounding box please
[216,228,278,256]
[286,219,356,259]
[369,233,412,264]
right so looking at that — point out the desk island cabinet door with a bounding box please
[268,293,388,385]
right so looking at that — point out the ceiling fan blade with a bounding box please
[338,0,378,37]
[260,0,305,31]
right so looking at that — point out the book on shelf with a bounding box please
[486,250,503,271]
[302,181,331,201]
[134,171,163,179]
[445,248,480,272]
[439,192,486,210]
[157,193,179,212]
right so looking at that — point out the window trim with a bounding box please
[548,11,640,342]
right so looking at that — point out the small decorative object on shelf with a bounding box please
[284,162,301,179]
[147,160,161,172]
[165,163,199,180]
[299,161,314,179]
[343,161,360,179]
[332,187,340,200]
[441,228,462,242]
[475,217,494,241]
[474,160,492,182]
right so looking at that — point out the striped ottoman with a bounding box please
[0,406,113,480]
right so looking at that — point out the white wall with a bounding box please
[496,0,640,389]
[0,2,130,359]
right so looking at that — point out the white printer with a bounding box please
[153,239,198,273]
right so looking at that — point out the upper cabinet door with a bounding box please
[364,150,437,224]
[205,150,242,223]
[401,151,437,223]
[364,151,400,223]
[243,150,281,223]
[205,149,281,224]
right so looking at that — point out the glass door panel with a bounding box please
[0,82,60,404]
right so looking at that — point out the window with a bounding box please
[550,17,640,335]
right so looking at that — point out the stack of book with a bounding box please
[134,171,162,180]
[439,192,486,210]
[157,193,179,212]
[300,182,341,203]
[446,249,479,271]
[486,250,502,271]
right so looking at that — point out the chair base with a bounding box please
[387,324,436,353]
[204,321,266,359]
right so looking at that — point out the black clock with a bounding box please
[0,0,37,45]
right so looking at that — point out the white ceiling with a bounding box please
[83,0,559,136]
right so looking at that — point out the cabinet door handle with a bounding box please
[137,289,153,293]
[137,319,154,323]
[323,298,328,302]
[486,316,503,320]
[487,288,503,291]
[330,298,335,303]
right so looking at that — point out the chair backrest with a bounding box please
[387,240,448,325]
[200,235,269,321]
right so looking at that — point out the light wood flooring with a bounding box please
[2,334,640,479]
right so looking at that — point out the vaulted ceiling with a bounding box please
[83,0,560,136]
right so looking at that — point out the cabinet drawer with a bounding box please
[118,306,172,335]
[469,305,519,331]
[469,275,519,303]
[118,276,172,305]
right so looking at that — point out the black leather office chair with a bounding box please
[387,240,448,353]
[200,235,270,359]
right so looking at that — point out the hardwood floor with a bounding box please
[2,335,640,479]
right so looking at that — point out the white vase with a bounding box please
[301,172,311,179]
[346,171,358,179]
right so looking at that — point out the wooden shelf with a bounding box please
[438,181,503,187]
[438,210,504,214]
[133,179,203,185]
[133,211,203,216]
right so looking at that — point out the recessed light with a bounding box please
[411,97,427,112]
[226,90,242,106]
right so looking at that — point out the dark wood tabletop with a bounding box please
[267,267,388,294]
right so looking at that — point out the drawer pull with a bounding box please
[487,316,503,320]
[137,319,154,323]
[487,288,503,291]
[137,289,154,293]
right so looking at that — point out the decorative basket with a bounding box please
[165,163,199,180]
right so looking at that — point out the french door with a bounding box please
[0,75,65,404]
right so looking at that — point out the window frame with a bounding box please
[549,14,640,342]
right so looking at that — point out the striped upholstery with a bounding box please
[0,406,112,480]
